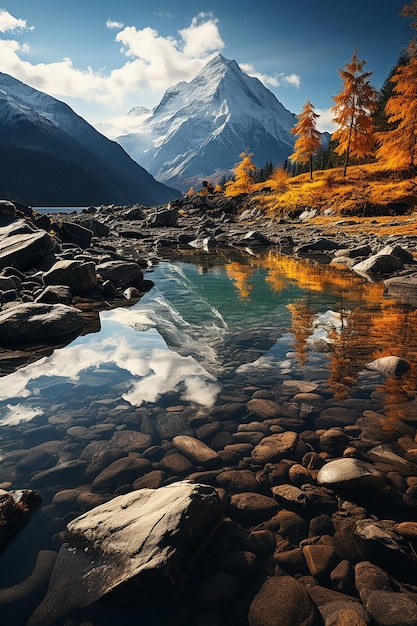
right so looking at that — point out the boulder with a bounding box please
[353,254,403,276]
[147,208,178,227]
[96,260,144,288]
[297,238,340,253]
[248,575,319,626]
[0,226,57,271]
[333,244,372,258]
[59,221,93,249]
[0,303,83,344]
[29,482,223,626]
[42,260,98,293]
[35,285,73,305]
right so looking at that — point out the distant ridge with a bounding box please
[103,54,298,191]
[0,72,179,206]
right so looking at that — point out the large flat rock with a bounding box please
[0,303,83,344]
[29,481,224,626]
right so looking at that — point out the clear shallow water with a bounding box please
[1,251,417,623]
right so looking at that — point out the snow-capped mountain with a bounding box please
[100,55,298,191]
[0,72,179,206]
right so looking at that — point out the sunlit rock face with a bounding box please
[29,482,224,625]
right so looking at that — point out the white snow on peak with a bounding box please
[99,54,297,190]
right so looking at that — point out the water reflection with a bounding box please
[0,251,416,427]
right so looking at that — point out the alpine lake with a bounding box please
[1,248,417,624]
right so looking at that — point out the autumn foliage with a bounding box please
[290,99,322,180]
[331,50,378,176]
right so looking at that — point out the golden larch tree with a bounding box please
[331,50,378,176]
[376,58,417,171]
[290,99,322,180]
[224,151,257,196]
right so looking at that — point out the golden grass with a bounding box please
[253,163,417,219]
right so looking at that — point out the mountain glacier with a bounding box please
[0,72,179,206]
[100,55,297,191]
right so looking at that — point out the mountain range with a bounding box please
[0,72,179,207]
[100,55,298,192]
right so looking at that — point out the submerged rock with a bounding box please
[29,481,223,626]
[0,489,42,551]
[317,458,385,490]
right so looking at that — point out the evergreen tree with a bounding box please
[374,55,408,132]
[331,50,378,176]
[290,99,321,180]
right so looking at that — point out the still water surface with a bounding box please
[0,251,416,622]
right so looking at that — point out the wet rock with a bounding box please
[158,452,194,475]
[319,429,352,456]
[0,302,83,344]
[92,455,152,492]
[318,601,370,625]
[297,238,340,253]
[247,398,290,420]
[271,484,309,511]
[314,407,358,428]
[385,273,417,306]
[43,260,98,293]
[96,260,144,288]
[109,429,153,452]
[172,435,222,468]
[251,432,298,464]
[248,575,319,626]
[29,482,224,626]
[216,469,261,493]
[317,458,385,490]
[0,489,42,551]
[30,460,87,488]
[354,561,392,605]
[227,492,279,525]
[366,356,411,377]
[303,544,339,581]
[366,590,417,626]
[330,560,354,595]
[367,444,417,477]
[353,519,417,576]
[264,509,308,544]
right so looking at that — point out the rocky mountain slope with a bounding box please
[102,54,298,191]
[0,72,179,206]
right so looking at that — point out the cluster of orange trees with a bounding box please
[224,1,417,195]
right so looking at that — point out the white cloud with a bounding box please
[0,12,225,107]
[179,12,224,57]
[316,107,337,133]
[106,19,124,30]
[0,8,33,33]
[240,62,301,90]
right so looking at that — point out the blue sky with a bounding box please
[0,1,413,131]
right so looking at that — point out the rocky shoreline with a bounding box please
[1,195,417,625]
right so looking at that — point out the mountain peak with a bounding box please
[112,57,298,191]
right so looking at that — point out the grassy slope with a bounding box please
[252,164,417,223]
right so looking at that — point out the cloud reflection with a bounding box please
[0,315,220,420]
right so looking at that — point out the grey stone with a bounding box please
[0,303,83,344]
[353,254,403,276]
[59,221,93,249]
[96,260,144,287]
[28,482,223,626]
[43,260,98,293]
[0,225,57,271]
